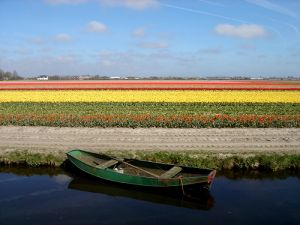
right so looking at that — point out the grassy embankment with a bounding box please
[1,150,299,171]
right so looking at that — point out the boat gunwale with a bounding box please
[67,149,213,181]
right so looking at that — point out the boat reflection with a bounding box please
[68,175,215,211]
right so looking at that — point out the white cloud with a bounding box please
[101,59,113,67]
[4,49,299,77]
[55,33,73,42]
[215,24,268,39]
[133,28,146,38]
[55,55,77,64]
[100,0,158,10]
[138,42,168,49]
[87,21,108,33]
[45,0,159,10]
[45,0,89,4]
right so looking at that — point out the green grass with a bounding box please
[123,151,300,171]
[1,150,299,171]
[1,102,300,116]
[0,151,64,167]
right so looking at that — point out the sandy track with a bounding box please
[0,126,299,154]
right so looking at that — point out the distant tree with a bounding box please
[149,76,159,80]
[0,69,4,80]
[11,70,23,80]
[0,68,23,80]
[48,75,61,80]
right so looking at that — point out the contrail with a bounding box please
[245,0,298,18]
[159,2,248,24]
[267,17,300,36]
[158,2,285,43]
[286,24,300,36]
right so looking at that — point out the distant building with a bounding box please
[71,76,79,80]
[110,76,121,79]
[78,75,91,80]
[37,75,48,81]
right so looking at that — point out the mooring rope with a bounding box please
[179,176,186,196]
[178,176,209,201]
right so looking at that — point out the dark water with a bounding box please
[0,167,299,225]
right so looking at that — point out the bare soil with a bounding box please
[0,126,299,155]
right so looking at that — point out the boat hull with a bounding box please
[67,149,216,189]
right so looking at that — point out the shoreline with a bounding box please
[0,126,299,170]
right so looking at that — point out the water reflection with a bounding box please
[0,166,299,225]
[220,169,300,180]
[68,175,215,211]
[0,165,214,211]
[0,166,64,176]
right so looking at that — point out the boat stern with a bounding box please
[207,170,217,186]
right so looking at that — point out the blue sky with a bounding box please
[0,0,299,77]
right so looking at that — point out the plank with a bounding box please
[96,159,119,169]
[159,166,182,179]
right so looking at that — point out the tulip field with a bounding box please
[0,90,299,103]
[0,80,299,128]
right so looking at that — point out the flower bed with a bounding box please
[0,113,299,128]
[0,90,299,103]
[0,80,299,128]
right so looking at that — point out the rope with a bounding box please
[179,176,186,195]
[179,176,209,201]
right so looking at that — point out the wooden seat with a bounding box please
[159,166,182,179]
[96,159,119,169]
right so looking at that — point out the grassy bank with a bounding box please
[1,150,299,171]
[0,151,64,167]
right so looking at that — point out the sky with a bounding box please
[0,0,299,77]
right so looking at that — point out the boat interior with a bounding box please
[72,150,211,179]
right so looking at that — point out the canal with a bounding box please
[0,167,299,225]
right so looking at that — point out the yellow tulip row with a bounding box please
[0,90,299,103]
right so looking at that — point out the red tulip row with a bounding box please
[1,81,297,85]
[1,114,299,128]
[1,87,300,90]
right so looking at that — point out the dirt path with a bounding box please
[0,126,299,154]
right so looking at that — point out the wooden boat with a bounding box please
[66,149,216,190]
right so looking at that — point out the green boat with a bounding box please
[67,149,216,190]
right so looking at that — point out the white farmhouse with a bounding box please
[37,75,49,81]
